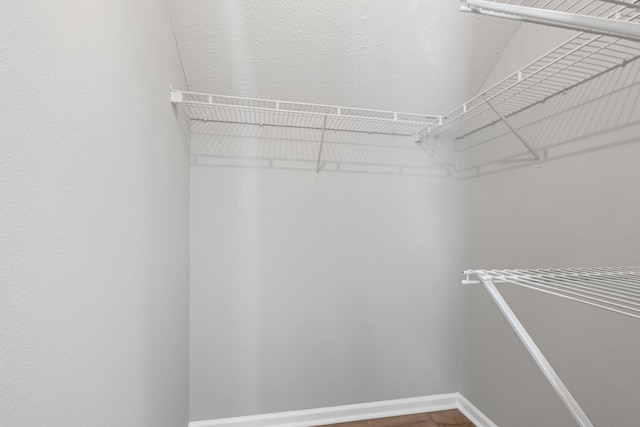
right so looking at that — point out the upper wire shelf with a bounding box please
[435,1,640,141]
[464,267,640,319]
[172,1,640,157]
[431,32,640,141]
[171,90,442,137]
[461,0,640,40]
[476,0,640,21]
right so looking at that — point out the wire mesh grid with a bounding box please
[490,0,640,20]
[465,267,640,319]
[175,91,441,137]
[453,54,640,177]
[433,31,640,140]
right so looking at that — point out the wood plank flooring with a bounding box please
[320,409,475,427]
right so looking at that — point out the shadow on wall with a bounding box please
[186,57,640,179]
[447,57,640,179]
[189,121,456,177]
[173,103,192,157]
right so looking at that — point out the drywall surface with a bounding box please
[458,25,640,427]
[0,2,189,426]
[166,0,520,114]
[190,152,459,421]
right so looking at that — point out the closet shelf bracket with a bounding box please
[464,271,594,427]
[487,101,540,163]
[463,267,640,427]
[170,88,183,103]
[316,115,328,174]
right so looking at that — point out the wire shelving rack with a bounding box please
[471,0,640,22]
[464,266,640,319]
[171,2,640,171]
[171,90,442,137]
[429,32,640,142]
[463,266,640,427]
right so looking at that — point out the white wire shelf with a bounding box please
[463,266,632,426]
[476,0,640,22]
[438,0,640,142]
[431,31,640,141]
[461,0,640,41]
[171,90,442,137]
[464,266,640,319]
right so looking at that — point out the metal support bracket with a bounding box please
[476,277,594,427]
[487,101,540,163]
[315,115,328,174]
[170,88,183,103]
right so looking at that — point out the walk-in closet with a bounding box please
[2,1,639,427]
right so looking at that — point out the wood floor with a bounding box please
[321,409,475,427]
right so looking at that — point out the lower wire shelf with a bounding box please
[463,266,640,427]
[464,266,640,319]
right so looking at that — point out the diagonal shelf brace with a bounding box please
[416,135,457,174]
[487,101,540,162]
[475,276,594,427]
[316,115,328,174]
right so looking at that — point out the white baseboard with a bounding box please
[188,393,496,427]
[457,394,498,427]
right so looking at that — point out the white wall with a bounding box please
[0,2,190,426]
[189,131,459,421]
[458,25,640,426]
[166,0,520,114]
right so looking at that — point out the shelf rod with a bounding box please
[480,278,595,427]
[465,8,640,42]
[462,0,640,40]
[316,115,328,174]
[487,101,540,161]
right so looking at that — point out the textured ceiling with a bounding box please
[167,0,520,114]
